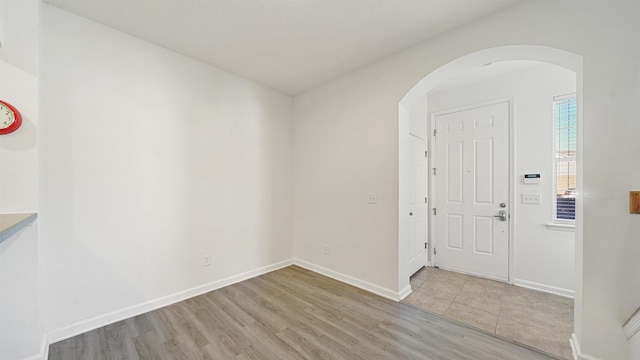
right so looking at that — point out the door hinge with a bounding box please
[433,129,437,137]
[432,168,436,175]
[424,243,428,249]
[434,247,437,255]
[433,208,437,215]
[425,150,428,158]
[425,197,428,204]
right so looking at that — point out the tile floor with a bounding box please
[404,267,574,359]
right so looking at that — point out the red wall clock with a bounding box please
[0,100,22,135]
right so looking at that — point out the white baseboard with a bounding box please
[48,258,294,344]
[570,333,602,360]
[42,335,49,360]
[293,259,400,301]
[398,285,412,300]
[21,335,49,360]
[514,279,574,299]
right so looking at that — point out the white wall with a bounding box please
[0,1,42,359]
[0,0,38,75]
[293,67,401,296]
[0,222,41,360]
[632,333,640,360]
[427,63,576,296]
[40,5,294,337]
[0,61,37,213]
[293,1,640,359]
[0,0,38,213]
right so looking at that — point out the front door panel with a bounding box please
[434,101,509,281]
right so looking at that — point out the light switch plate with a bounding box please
[522,193,541,204]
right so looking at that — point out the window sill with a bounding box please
[546,222,575,232]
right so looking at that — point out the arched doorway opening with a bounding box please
[397,46,583,338]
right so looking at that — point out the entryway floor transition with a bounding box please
[405,267,573,359]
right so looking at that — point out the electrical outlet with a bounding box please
[203,254,211,266]
[323,244,329,254]
[368,193,378,204]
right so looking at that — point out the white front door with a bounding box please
[408,134,427,276]
[433,101,510,281]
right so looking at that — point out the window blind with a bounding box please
[554,95,577,221]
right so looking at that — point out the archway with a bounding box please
[397,46,583,313]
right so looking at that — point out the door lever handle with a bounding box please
[494,210,507,221]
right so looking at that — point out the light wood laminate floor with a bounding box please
[49,266,554,360]
[405,267,573,359]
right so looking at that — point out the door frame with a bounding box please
[428,97,515,283]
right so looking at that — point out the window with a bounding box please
[553,94,576,221]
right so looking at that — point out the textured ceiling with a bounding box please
[43,0,522,95]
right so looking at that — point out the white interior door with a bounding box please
[408,134,427,276]
[433,101,510,281]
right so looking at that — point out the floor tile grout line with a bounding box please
[444,277,466,315]
[491,313,499,334]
